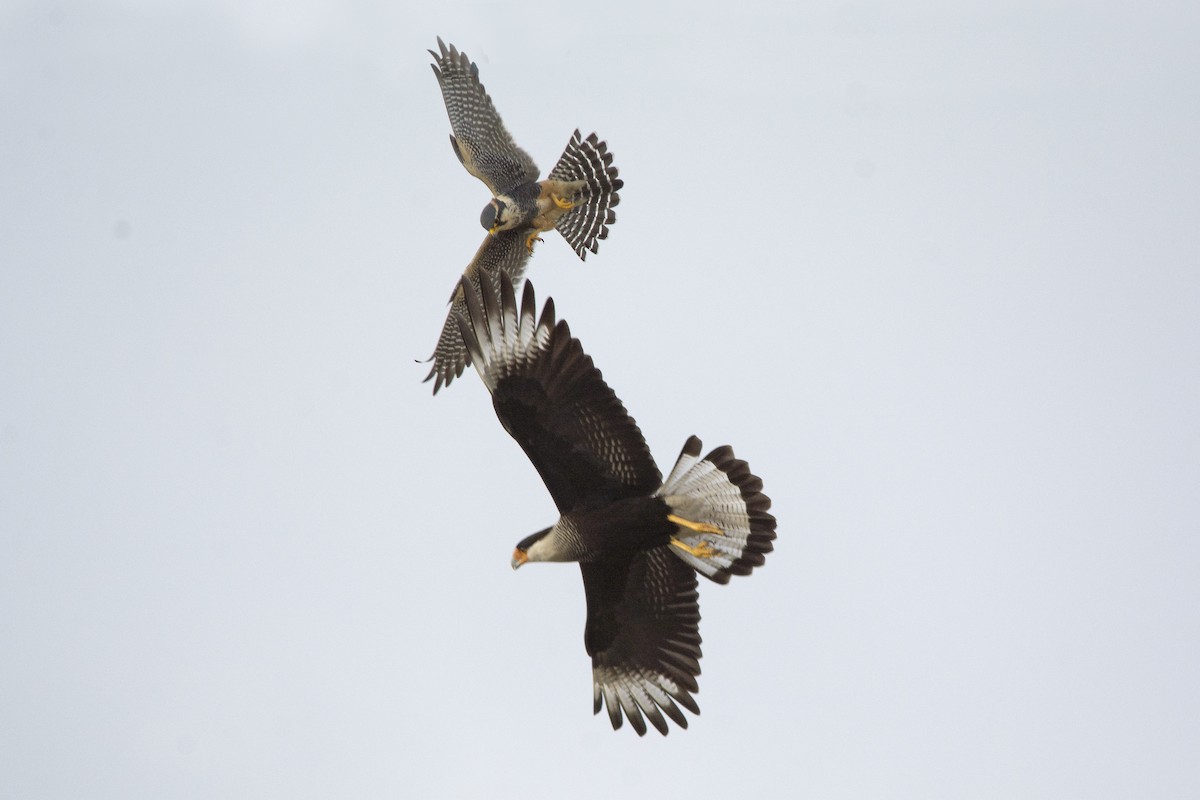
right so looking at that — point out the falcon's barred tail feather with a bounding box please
[548,130,623,260]
[657,436,777,584]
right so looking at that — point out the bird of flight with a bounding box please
[453,271,777,735]
[423,38,623,393]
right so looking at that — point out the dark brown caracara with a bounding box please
[454,271,777,736]
[422,38,623,394]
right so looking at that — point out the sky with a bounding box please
[2,0,1198,797]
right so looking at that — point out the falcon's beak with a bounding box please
[511,547,528,570]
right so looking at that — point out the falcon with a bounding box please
[422,38,623,393]
[454,271,777,736]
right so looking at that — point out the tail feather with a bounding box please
[657,436,776,584]
[548,130,623,260]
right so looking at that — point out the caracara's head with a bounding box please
[511,526,554,570]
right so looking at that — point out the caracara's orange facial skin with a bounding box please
[511,548,529,570]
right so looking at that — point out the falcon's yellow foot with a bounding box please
[667,514,724,536]
[524,231,543,253]
[671,537,718,559]
[551,193,575,210]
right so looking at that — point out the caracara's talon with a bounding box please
[667,513,724,536]
[671,538,718,559]
[551,193,575,210]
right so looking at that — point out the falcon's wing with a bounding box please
[429,38,540,195]
[581,546,703,736]
[423,229,531,394]
[454,271,661,512]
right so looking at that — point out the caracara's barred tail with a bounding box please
[657,436,777,584]
[548,130,623,260]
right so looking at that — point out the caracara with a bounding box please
[454,271,777,735]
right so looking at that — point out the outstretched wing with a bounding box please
[582,546,703,736]
[454,271,661,512]
[429,37,540,195]
[423,229,532,394]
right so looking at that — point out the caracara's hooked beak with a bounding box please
[511,547,528,570]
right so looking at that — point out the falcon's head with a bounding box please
[481,197,517,235]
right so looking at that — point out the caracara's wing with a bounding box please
[581,546,702,736]
[455,271,661,512]
[429,37,539,195]
[423,229,531,394]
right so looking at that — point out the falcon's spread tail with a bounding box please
[657,436,776,584]
[548,130,623,260]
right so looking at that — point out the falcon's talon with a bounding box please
[667,514,724,536]
[551,193,575,210]
[525,232,543,253]
[670,538,718,559]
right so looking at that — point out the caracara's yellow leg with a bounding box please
[524,231,543,252]
[667,514,723,536]
[551,193,575,210]
[671,538,718,559]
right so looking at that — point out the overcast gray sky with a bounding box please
[2,1,1198,797]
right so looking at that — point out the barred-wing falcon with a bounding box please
[429,38,623,260]
[454,271,777,736]
[423,38,624,394]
